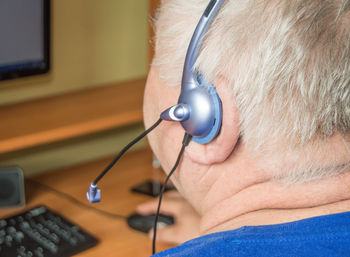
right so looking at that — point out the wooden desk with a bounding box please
[0,148,174,256]
[0,78,145,155]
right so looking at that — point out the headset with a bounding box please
[87,0,225,254]
[160,0,224,144]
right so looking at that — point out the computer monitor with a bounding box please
[0,0,50,81]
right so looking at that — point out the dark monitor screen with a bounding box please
[0,0,50,81]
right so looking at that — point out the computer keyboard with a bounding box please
[0,205,98,257]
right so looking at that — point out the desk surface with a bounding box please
[0,148,174,256]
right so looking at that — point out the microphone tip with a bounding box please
[87,183,101,203]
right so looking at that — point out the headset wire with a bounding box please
[92,118,163,185]
[152,133,192,255]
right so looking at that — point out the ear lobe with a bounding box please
[186,78,240,165]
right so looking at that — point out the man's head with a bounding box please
[143,0,350,231]
[145,0,350,182]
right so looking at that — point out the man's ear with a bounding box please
[186,77,240,165]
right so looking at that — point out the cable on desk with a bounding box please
[27,178,127,220]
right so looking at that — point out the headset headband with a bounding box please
[182,0,225,90]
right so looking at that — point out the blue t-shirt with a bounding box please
[153,212,350,256]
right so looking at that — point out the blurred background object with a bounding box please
[0,0,159,177]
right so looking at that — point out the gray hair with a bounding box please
[152,0,350,183]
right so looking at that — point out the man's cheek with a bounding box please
[143,89,159,127]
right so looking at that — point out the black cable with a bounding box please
[152,133,192,255]
[27,178,127,220]
[93,118,163,185]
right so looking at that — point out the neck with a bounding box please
[197,139,350,235]
[206,199,350,234]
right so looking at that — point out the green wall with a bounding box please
[0,0,149,176]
